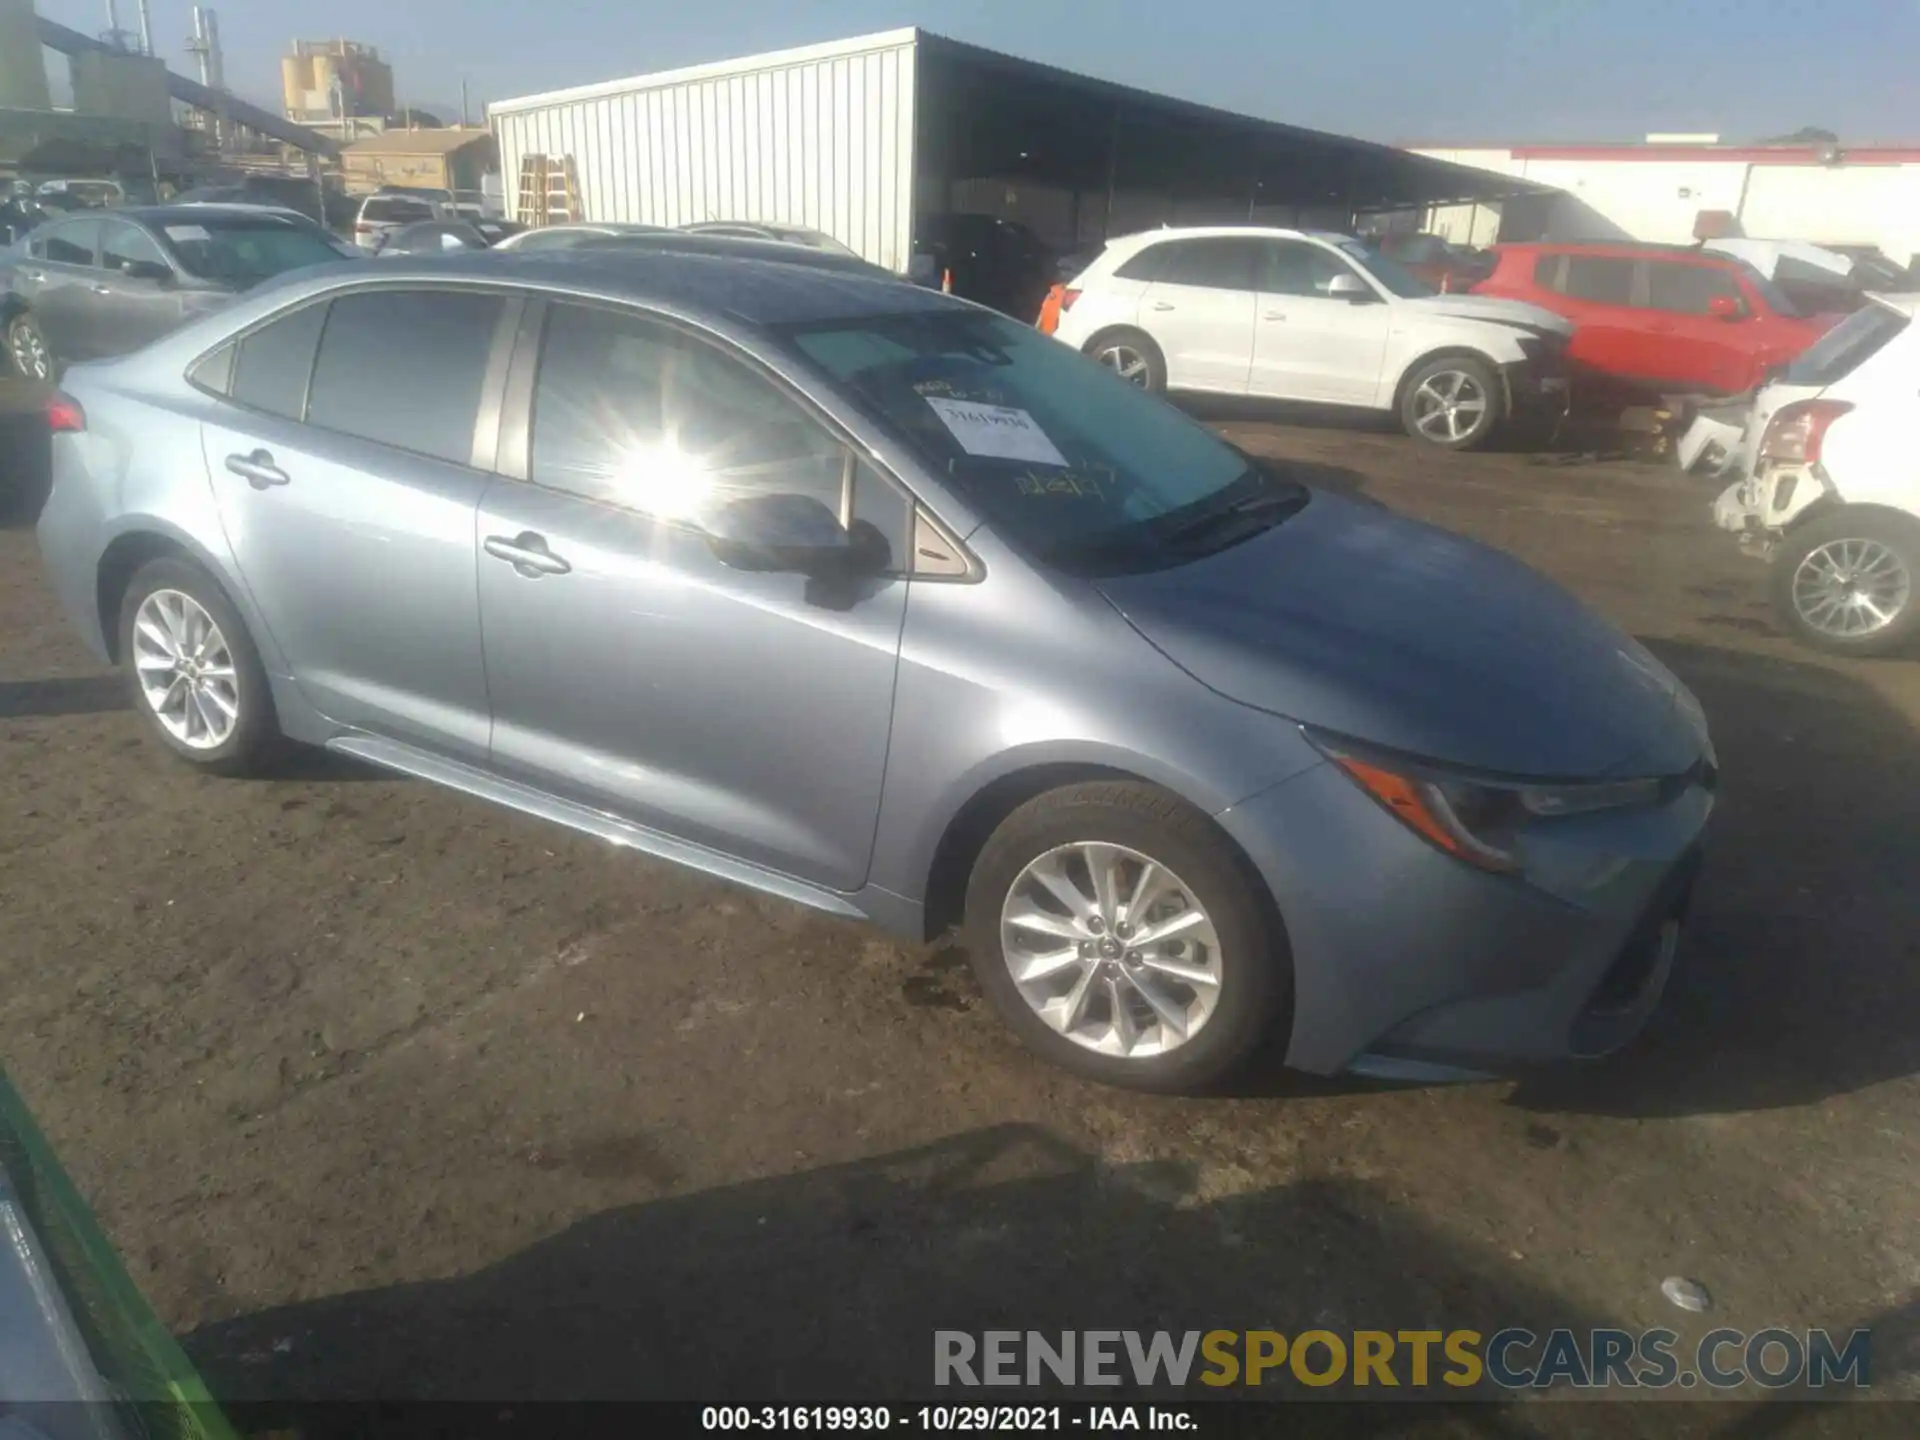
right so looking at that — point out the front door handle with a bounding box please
[1263,310,1287,321]
[484,532,572,578]
[1150,301,1175,311]
[225,450,289,489]
[22,269,43,282]
[90,283,112,295]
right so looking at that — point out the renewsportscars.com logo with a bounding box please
[935,1328,1872,1391]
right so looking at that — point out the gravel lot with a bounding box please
[2,399,1917,1433]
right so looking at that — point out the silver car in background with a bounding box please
[34,250,1716,1092]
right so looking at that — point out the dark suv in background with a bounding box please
[916,212,1057,317]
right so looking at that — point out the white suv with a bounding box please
[1710,293,1918,655]
[1051,227,1573,449]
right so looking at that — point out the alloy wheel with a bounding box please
[9,323,50,382]
[1096,344,1152,387]
[1791,538,1912,639]
[132,589,241,750]
[1410,369,1488,443]
[999,842,1223,1059]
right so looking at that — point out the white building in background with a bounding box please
[1408,137,1920,267]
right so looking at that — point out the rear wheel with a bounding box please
[6,312,52,382]
[1770,510,1920,657]
[117,557,283,775]
[1400,354,1502,450]
[1085,329,1167,395]
[962,781,1288,1093]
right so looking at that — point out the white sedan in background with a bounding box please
[1049,226,1573,450]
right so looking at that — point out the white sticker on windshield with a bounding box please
[924,397,1068,467]
[164,224,210,242]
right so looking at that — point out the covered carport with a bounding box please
[914,33,1548,251]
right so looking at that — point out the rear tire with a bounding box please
[1084,329,1167,395]
[1399,354,1503,450]
[1770,510,1920,657]
[6,312,52,382]
[117,557,283,776]
[962,781,1289,1093]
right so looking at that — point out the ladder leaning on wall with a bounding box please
[515,154,582,227]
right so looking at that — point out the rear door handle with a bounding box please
[22,269,43,282]
[225,450,289,489]
[90,283,113,295]
[484,532,572,577]
[1263,310,1287,321]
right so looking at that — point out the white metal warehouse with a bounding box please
[489,28,1539,272]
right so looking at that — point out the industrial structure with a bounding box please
[1411,137,1920,268]
[340,127,497,204]
[490,28,1541,271]
[282,40,396,133]
[1,0,338,183]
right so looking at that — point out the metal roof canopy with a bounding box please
[911,31,1548,220]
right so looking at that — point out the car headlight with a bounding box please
[1306,731,1665,874]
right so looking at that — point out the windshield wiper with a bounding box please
[1154,480,1309,551]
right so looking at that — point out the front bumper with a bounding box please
[1217,759,1715,1077]
[1501,359,1572,419]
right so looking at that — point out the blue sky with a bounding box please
[37,0,1912,143]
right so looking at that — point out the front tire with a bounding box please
[1084,329,1167,395]
[6,312,52,382]
[1770,510,1920,657]
[962,781,1289,1093]
[1399,354,1503,450]
[117,557,282,775]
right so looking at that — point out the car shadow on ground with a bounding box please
[184,1125,1596,1428]
[0,672,128,718]
[1507,637,1920,1120]
[0,402,52,530]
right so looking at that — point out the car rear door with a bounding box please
[1250,239,1391,403]
[1639,258,1751,393]
[1534,253,1647,382]
[196,284,511,761]
[1138,237,1261,393]
[472,298,909,891]
[21,218,103,362]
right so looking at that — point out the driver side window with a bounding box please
[1261,241,1358,298]
[101,221,168,275]
[528,303,908,563]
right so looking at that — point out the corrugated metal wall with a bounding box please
[493,36,917,271]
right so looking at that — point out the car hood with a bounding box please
[1096,492,1705,779]
[1401,292,1574,336]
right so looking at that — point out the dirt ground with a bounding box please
[2,400,1919,1433]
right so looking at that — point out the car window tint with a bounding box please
[303,290,503,463]
[34,219,101,266]
[1645,262,1742,314]
[362,197,433,223]
[1262,241,1355,297]
[1151,238,1262,291]
[1113,245,1166,281]
[1559,256,1636,305]
[510,229,586,252]
[101,221,168,273]
[530,302,852,534]
[231,301,330,419]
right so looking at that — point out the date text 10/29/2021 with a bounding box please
[702,1408,1192,1432]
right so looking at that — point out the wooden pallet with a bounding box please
[515,154,581,227]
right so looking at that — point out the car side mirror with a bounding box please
[122,259,174,285]
[1326,272,1374,302]
[1709,293,1746,321]
[706,492,886,578]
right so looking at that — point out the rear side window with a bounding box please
[1149,238,1263,291]
[230,300,330,419]
[1782,302,1910,387]
[1645,262,1742,314]
[362,198,433,223]
[1557,255,1636,305]
[1112,245,1165,281]
[305,290,504,464]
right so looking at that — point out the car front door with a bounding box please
[23,217,103,362]
[474,299,910,892]
[1536,253,1645,383]
[1639,259,1751,393]
[95,220,192,355]
[198,285,511,761]
[1250,239,1392,404]
[1138,237,1261,393]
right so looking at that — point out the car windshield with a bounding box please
[780,309,1308,574]
[1780,301,1910,387]
[159,216,349,284]
[1336,239,1435,298]
[1734,260,1805,318]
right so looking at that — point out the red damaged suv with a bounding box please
[1472,241,1844,397]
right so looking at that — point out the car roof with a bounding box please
[70,204,317,226]
[310,248,957,328]
[1494,240,1735,263]
[1101,225,1350,253]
